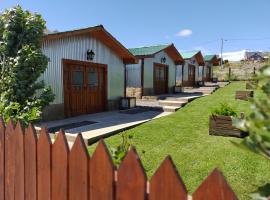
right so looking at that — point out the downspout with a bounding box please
[141,58,144,97]
[124,64,127,97]
[182,61,185,85]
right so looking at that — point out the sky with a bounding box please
[0,0,270,55]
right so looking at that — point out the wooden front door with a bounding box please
[153,63,168,95]
[63,60,107,117]
[188,64,195,86]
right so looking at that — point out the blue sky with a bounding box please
[0,0,270,54]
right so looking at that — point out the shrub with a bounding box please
[0,6,54,125]
[212,103,238,117]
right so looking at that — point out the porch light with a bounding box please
[161,57,166,64]
[87,49,95,61]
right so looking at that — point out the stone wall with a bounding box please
[126,87,142,99]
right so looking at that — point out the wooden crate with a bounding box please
[235,90,254,101]
[209,115,248,138]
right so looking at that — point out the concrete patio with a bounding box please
[36,82,229,145]
[36,109,170,145]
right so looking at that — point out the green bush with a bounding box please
[212,103,238,117]
[0,6,54,125]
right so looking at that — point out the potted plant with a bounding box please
[174,83,183,93]
[209,103,248,138]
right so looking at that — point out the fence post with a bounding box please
[0,118,5,200]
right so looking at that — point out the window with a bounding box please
[72,70,83,86]
[88,68,98,87]
[159,68,165,80]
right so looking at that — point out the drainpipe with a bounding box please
[182,61,185,85]
[141,58,144,96]
[124,64,127,97]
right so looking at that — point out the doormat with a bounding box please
[47,121,97,133]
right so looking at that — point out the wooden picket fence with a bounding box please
[0,118,239,200]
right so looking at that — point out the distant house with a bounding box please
[126,44,184,98]
[203,55,219,81]
[245,52,265,62]
[181,51,205,87]
[41,25,137,119]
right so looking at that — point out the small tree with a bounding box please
[235,64,270,157]
[0,5,54,125]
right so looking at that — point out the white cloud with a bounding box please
[176,29,193,37]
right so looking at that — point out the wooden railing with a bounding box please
[0,118,238,200]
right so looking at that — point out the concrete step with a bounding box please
[142,96,159,100]
[162,106,181,112]
[158,100,187,107]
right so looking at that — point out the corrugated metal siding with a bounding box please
[176,65,183,84]
[126,60,141,87]
[41,35,124,104]
[183,59,200,81]
[154,51,176,89]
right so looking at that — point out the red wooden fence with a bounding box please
[0,118,238,200]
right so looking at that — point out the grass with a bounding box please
[88,82,270,200]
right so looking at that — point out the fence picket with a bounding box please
[24,124,37,200]
[192,168,238,200]
[0,118,5,200]
[149,156,187,200]
[52,130,69,200]
[69,134,89,200]
[116,147,147,200]
[37,128,52,200]
[90,140,115,200]
[5,119,15,200]
[14,122,25,200]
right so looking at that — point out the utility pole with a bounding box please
[220,38,224,68]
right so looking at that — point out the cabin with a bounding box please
[41,25,137,120]
[203,55,219,82]
[246,52,265,62]
[181,51,205,87]
[126,44,184,98]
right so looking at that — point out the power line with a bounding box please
[226,37,270,41]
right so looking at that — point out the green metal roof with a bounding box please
[129,44,171,56]
[204,55,216,62]
[181,51,200,59]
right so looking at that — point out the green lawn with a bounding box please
[88,82,270,200]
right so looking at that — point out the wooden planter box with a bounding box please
[235,90,254,101]
[174,86,183,93]
[209,115,248,138]
[246,81,258,89]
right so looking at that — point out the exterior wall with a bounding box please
[198,66,204,81]
[41,35,125,106]
[126,61,142,98]
[175,65,183,85]
[126,60,141,87]
[143,50,176,95]
[204,62,213,80]
[154,51,176,93]
[182,57,202,86]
